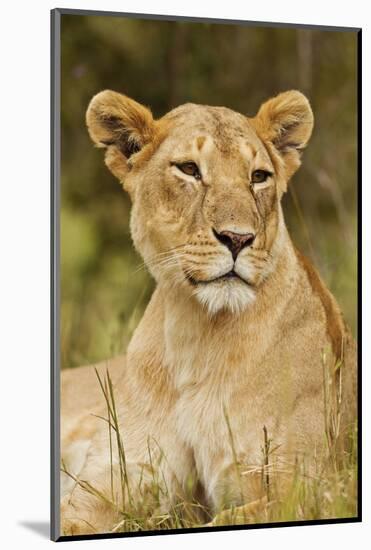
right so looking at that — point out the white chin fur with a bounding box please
[193,280,256,315]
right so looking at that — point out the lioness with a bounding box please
[60,90,356,535]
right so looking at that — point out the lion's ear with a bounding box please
[86,90,155,182]
[252,90,314,180]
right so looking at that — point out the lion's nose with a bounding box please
[213,229,255,260]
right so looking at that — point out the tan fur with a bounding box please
[61,90,356,535]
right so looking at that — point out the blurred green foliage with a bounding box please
[60,14,357,369]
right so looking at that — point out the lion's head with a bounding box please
[86,90,313,315]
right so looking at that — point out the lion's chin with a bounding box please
[192,279,256,316]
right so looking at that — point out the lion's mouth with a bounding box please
[187,270,250,286]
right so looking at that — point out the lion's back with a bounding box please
[61,354,126,420]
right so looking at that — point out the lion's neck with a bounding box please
[151,227,299,389]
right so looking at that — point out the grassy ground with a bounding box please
[62,367,358,534]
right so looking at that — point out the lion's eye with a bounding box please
[251,170,271,184]
[176,162,202,180]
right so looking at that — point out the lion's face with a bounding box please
[87,90,313,314]
[128,106,282,315]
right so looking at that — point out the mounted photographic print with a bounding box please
[51,8,361,541]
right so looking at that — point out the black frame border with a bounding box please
[51,7,362,542]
